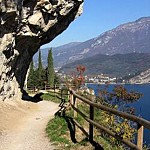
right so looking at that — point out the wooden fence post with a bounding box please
[137,123,144,150]
[89,104,94,142]
[89,92,95,142]
[70,91,73,104]
[73,95,77,118]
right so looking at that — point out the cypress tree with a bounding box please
[29,60,34,77]
[47,48,55,88]
[27,60,35,89]
[37,49,46,88]
[38,49,42,78]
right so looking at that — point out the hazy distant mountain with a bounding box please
[33,42,81,68]
[60,53,150,78]
[34,17,150,70]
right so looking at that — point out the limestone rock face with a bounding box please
[0,0,83,101]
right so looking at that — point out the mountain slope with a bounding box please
[129,69,150,84]
[34,16,150,69]
[51,17,150,68]
[60,53,150,77]
[33,42,81,68]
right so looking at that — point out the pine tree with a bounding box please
[47,48,55,88]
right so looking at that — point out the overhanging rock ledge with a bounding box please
[0,0,83,101]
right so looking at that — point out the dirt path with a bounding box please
[0,100,59,150]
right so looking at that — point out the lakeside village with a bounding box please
[57,72,122,85]
[54,72,129,96]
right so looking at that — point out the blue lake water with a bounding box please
[87,83,150,145]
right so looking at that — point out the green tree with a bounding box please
[47,48,55,88]
[27,50,47,90]
[37,49,47,89]
[27,60,37,89]
[38,49,43,84]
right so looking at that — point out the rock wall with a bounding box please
[0,0,83,101]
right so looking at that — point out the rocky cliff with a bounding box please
[0,0,83,101]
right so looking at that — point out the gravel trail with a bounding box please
[0,101,59,150]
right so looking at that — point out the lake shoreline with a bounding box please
[85,82,150,85]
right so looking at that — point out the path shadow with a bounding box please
[64,116,77,143]
[90,140,104,150]
[22,90,43,103]
[55,95,67,116]
[55,97,77,143]
[59,114,104,149]
[55,108,77,143]
[55,100,104,150]
[78,138,104,150]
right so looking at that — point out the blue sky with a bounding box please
[41,0,150,48]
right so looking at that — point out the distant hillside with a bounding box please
[129,69,150,84]
[60,53,150,78]
[33,42,81,68]
[34,17,150,69]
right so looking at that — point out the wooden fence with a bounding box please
[67,88,150,150]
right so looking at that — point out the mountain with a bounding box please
[33,42,81,68]
[34,17,150,71]
[60,53,150,78]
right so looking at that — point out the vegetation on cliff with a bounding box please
[60,53,150,78]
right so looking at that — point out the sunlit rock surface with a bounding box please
[0,0,83,101]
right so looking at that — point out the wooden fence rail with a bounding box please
[67,88,150,150]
